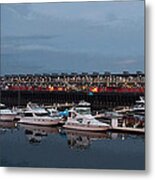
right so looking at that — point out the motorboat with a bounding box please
[78,100,91,107]
[18,110,61,126]
[27,102,63,121]
[135,96,145,104]
[94,110,123,120]
[26,102,45,111]
[18,102,61,126]
[114,106,132,114]
[132,96,145,114]
[63,107,110,132]
[0,103,17,121]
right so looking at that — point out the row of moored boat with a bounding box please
[0,97,145,132]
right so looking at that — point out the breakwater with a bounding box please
[0,72,144,93]
[0,90,144,110]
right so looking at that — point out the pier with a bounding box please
[0,72,144,109]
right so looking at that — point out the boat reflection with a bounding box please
[19,124,60,144]
[64,129,145,150]
[64,129,110,150]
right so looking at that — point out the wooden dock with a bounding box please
[98,117,145,134]
[111,127,145,133]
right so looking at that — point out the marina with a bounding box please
[0,96,145,134]
[1,0,145,170]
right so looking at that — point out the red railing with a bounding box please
[7,85,144,93]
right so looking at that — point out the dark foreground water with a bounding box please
[0,122,145,170]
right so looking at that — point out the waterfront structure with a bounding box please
[0,72,145,93]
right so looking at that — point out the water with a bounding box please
[0,122,145,170]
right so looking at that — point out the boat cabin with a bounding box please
[75,107,91,115]
[23,111,49,117]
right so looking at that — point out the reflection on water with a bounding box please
[20,124,60,144]
[15,124,145,148]
[65,129,110,150]
[0,121,145,169]
[0,121,145,147]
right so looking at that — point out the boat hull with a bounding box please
[18,118,60,126]
[0,114,16,121]
[63,123,110,132]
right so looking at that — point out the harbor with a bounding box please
[0,98,145,169]
[0,72,145,134]
[0,74,145,169]
[0,95,145,134]
[0,1,145,170]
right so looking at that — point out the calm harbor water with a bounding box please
[0,122,145,170]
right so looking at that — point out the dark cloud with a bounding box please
[1,1,144,74]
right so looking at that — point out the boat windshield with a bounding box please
[76,108,91,115]
[25,113,33,117]
[134,104,144,108]
[35,113,49,117]
[0,106,7,110]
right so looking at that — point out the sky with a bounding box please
[1,1,144,74]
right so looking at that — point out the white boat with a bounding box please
[18,102,61,126]
[132,96,145,114]
[78,100,91,107]
[94,110,123,120]
[114,106,132,114]
[18,110,61,126]
[0,103,17,121]
[63,106,110,132]
[27,102,62,121]
[26,102,44,111]
[135,96,145,104]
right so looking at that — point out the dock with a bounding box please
[111,127,145,133]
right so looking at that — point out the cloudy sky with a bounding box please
[1,1,144,74]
